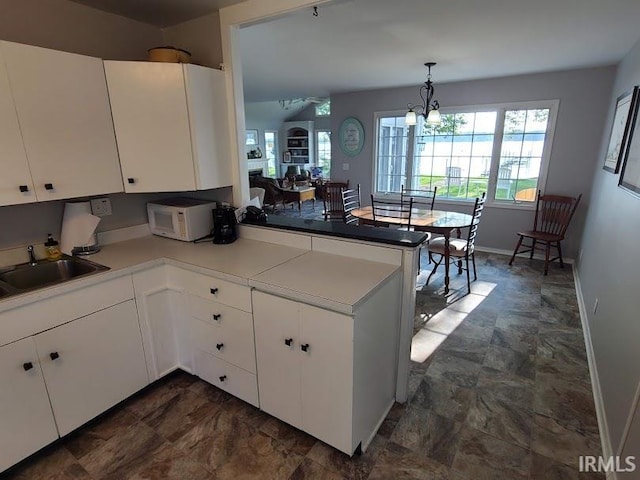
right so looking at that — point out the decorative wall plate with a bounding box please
[339,117,365,156]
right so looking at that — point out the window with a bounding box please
[315,100,331,117]
[374,101,558,204]
[316,130,331,177]
[264,130,278,177]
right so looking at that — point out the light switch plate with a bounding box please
[90,198,112,216]
[342,163,350,171]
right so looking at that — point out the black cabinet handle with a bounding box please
[19,185,29,192]
[23,362,34,371]
[210,288,219,295]
[216,343,224,351]
[219,375,227,382]
[300,343,310,352]
[127,178,136,184]
[44,183,54,190]
[285,338,293,346]
[213,314,221,321]
[50,352,60,360]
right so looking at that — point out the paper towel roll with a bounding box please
[60,201,101,255]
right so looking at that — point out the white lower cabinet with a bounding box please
[253,291,355,452]
[186,290,258,407]
[34,300,148,436]
[0,337,58,472]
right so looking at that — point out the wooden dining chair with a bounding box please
[426,193,486,294]
[400,185,438,269]
[401,185,437,210]
[323,181,350,221]
[341,184,363,225]
[509,191,582,275]
[371,195,413,229]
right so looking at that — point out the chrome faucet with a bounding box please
[27,245,37,266]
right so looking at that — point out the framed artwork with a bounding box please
[619,93,640,196]
[339,117,365,156]
[604,87,639,173]
[246,129,258,146]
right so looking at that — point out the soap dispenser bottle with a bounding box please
[45,234,62,261]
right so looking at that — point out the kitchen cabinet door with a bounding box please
[253,291,303,430]
[299,304,353,454]
[104,61,196,193]
[0,47,34,206]
[0,337,58,473]
[0,41,123,201]
[35,300,148,436]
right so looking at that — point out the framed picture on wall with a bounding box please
[246,129,258,146]
[619,95,640,195]
[604,87,639,173]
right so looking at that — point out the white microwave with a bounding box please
[147,197,215,241]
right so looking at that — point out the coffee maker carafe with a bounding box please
[213,206,237,244]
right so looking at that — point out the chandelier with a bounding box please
[405,62,442,127]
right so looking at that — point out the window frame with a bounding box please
[372,100,559,209]
[316,129,332,177]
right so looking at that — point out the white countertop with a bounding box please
[0,235,400,315]
[250,250,400,313]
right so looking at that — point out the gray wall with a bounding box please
[331,67,616,258]
[162,12,222,68]
[0,0,161,60]
[0,0,233,250]
[577,38,640,458]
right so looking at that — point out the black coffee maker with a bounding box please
[212,206,237,244]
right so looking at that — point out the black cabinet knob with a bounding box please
[23,362,34,371]
[216,343,224,350]
[50,352,60,360]
[210,288,219,295]
[19,185,29,192]
[127,178,136,184]
[213,314,221,321]
[44,183,54,190]
[285,338,293,346]
[219,375,227,382]
[301,343,310,352]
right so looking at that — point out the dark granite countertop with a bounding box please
[241,216,428,247]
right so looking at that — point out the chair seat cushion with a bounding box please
[428,237,471,256]
[517,230,563,242]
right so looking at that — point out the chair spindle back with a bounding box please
[533,191,582,238]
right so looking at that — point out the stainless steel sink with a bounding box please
[0,256,109,296]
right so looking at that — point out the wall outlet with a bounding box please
[593,298,599,315]
[342,163,350,171]
[90,198,112,216]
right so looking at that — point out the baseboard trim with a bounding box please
[475,245,574,264]
[573,264,615,479]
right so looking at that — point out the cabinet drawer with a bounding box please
[189,315,255,373]
[1,275,134,347]
[193,350,258,407]
[174,269,251,312]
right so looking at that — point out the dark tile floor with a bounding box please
[4,252,604,479]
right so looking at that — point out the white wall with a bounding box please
[331,66,616,258]
[577,37,640,462]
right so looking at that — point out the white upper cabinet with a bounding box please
[104,61,232,193]
[0,48,34,206]
[0,41,123,202]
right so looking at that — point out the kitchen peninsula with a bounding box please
[0,219,425,471]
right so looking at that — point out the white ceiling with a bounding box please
[68,0,640,102]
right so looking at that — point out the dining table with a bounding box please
[350,206,473,294]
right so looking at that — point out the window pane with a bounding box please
[316,130,331,177]
[376,117,408,192]
[496,109,550,201]
[264,131,277,177]
[410,112,496,200]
